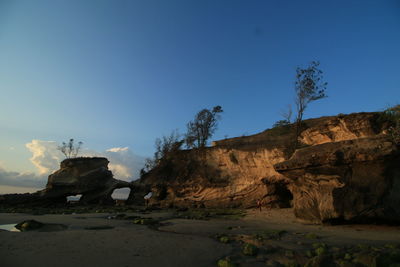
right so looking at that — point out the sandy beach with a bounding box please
[1,208,399,267]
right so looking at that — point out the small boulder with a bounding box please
[15,220,44,231]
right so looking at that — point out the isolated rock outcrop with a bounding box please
[0,157,134,206]
[274,136,400,224]
[43,157,133,204]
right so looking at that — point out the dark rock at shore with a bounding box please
[15,220,44,231]
[15,219,67,232]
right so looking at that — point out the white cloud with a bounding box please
[25,140,62,175]
[103,147,144,181]
[0,141,145,191]
[106,147,129,153]
[25,141,144,181]
[108,163,131,179]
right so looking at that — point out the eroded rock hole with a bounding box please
[67,194,82,203]
[112,188,131,205]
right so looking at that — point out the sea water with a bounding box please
[0,224,20,232]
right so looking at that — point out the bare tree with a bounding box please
[185,106,223,149]
[294,61,327,147]
[141,130,183,174]
[281,104,293,123]
[273,104,293,128]
[154,130,182,163]
[58,138,83,158]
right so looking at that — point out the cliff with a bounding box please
[274,136,400,224]
[138,111,400,223]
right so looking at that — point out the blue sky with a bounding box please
[0,0,399,191]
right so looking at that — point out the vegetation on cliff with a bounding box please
[381,104,400,143]
[185,105,223,149]
[141,105,224,178]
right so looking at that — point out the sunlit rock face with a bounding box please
[274,136,400,224]
[138,147,290,209]
[0,157,134,206]
[138,112,393,215]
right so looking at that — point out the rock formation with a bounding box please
[274,136,400,224]
[137,111,400,223]
[2,111,398,224]
[0,157,135,206]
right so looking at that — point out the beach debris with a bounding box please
[133,217,158,225]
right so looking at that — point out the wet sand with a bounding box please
[0,208,399,267]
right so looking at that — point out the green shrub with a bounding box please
[218,235,230,243]
[273,119,291,128]
[306,250,314,258]
[312,242,327,249]
[254,229,287,240]
[344,253,352,260]
[305,232,319,239]
[217,258,237,267]
[242,243,258,256]
[315,246,327,256]
[377,105,400,143]
[133,218,157,225]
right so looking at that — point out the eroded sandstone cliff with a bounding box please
[139,112,399,223]
[274,136,400,224]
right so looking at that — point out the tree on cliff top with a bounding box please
[154,130,183,163]
[141,130,183,175]
[294,61,327,148]
[273,104,293,128]
[57,138,83,158]
[382,104,400,143]
[185,106,223,149]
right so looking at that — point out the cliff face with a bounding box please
[146,147,289,208]
[140,112,396,220]
[274,136,400,224]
